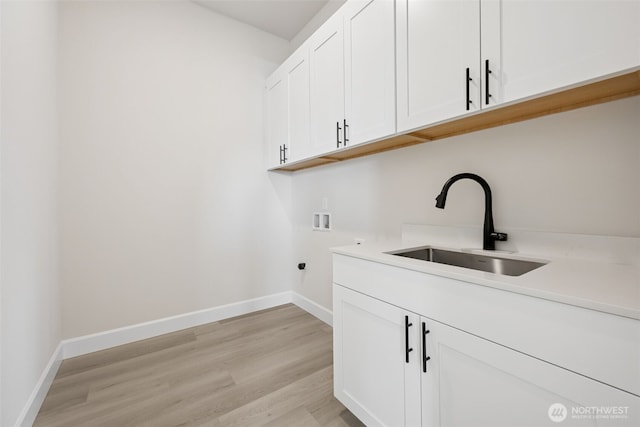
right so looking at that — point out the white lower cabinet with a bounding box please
[334,284,640,427]
[334,284,421,426]
[423,315,638,427]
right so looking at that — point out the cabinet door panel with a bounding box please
[482,0,640,105]
[286,51,310,160]
[344,0,396,145]
[334,285,421,427]
[423,319,640,427]
[397,0,480,132]
[310,14,345,156]
[265,71,287,168]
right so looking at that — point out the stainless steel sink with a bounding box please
[388,247,546,276]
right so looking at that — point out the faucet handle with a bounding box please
[491,232,508,242]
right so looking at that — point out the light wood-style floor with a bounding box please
[34,304,364,427]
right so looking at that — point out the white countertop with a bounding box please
[332,240,640,321]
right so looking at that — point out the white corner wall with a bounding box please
[58,0,293,339]
[292,97,640,310]
[0,0,61,425]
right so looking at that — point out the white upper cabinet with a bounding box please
[265,69,288,169]
[307,0,397,156]
[343,0,397,145]
[265,46,310,168]
[309,12,345,156]
[397,0,640,134]
[397,0,481,132]
[285,48,311,160]
[267,0,640,170]
[483,0,640,105]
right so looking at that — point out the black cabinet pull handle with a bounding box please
[336,121,342,148]
[343,119,349,146]
[283,144,288,163]
[466,67,472,111]
[422,322,431,373]
[405,315,413,363]
[485,59,492,105]
[279,145,284,164]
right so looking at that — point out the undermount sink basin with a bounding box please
[388,247,547,277]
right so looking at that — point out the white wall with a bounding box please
[292,97,640,309]
[0,0,61,425]
[58,0,293,339]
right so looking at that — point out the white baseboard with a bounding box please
[16,342,63,427]
[19,291,333,426]
[62,291,293,359]
[292,292,333,326]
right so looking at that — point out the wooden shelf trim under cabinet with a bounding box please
[271,69,640,173]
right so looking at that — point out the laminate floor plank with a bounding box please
[227,329,332,384]
[262,406,322,427]
[34,304,364,427]
[36,382,90,414]
[132,342,333,426]
[47,339,201,392]
[56,330,198,378]
[306,389,364,427]
[217,366,334,427]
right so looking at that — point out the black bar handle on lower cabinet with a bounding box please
[465,67,472,111]
[343,119,349,146]
[422,322,431,373]
[485,59,492,105]
[336,121,342,148]
[405,315,413,363]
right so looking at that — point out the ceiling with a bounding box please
[193,0,333,40]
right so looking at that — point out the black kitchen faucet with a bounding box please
[435,173,508,250]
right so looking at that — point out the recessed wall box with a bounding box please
[313,212,331,231]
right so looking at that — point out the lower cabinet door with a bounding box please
[333,284,421,427]
[422,318,640,427]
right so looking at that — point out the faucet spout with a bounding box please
[435,173,507,250]
[435,192,447,209]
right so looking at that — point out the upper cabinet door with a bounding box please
[265,69,287,169]
[285,48,311,161]
[482,0,640,105]
[309,12,345,156]
[397,0,480,133]
[265,45,310,168]
[343,0,396,146]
